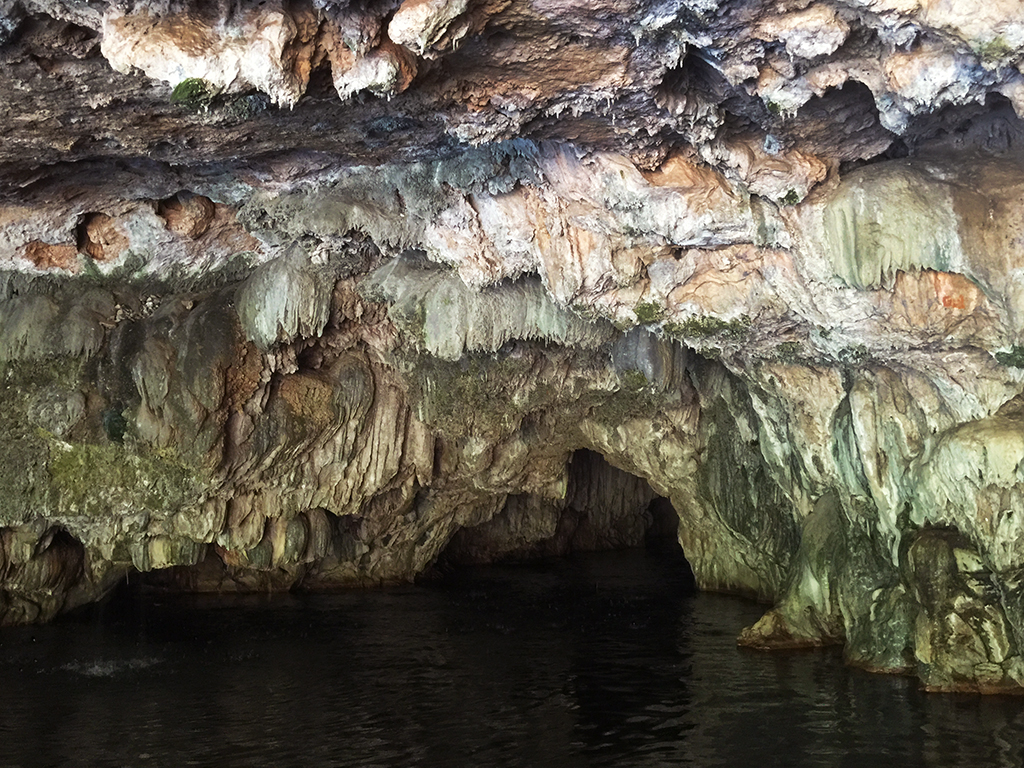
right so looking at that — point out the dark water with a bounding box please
[3,550,1024,768]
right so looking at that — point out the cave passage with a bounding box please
[437,449,696,591]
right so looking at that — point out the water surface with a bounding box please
[3,550,1023,767]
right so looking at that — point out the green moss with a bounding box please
[224,93,269,120]
[621,369,649,390]
[395,297,428,347]
[2,355,90,393]
[634,301,665,325]
[837,344,868,366]
[781,189,800,206]
[775,341,802,361]
[411,346,668,440]
[995,345,1024,368]
[972,37,1015,62]
[0,353,209,532]
[80,256,104,281]
[0,424,51,525]
[73,247,151,286]
[414,354,532,436]
[591,376,657,427]
[48,442,196,517]
[664,315,751,339]
[694,388,801,597]
[171,78,215,109]
[569,303,601,323]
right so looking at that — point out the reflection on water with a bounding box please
[3,549,1024,768]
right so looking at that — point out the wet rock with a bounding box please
[906,528,1023,692]
[362,254,617,360]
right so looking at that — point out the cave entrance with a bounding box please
[438,450,695,588]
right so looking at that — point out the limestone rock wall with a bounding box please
[5,0,1024,693]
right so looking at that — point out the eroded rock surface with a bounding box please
[4,0,1024,693]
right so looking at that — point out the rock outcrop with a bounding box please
[5,0,1024,693]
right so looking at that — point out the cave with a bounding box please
[437,449,693,576]
[12,0,1024,764]
[4,0,1024,706]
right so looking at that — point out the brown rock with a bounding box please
[157,193,216,239]
[21,240,78,270]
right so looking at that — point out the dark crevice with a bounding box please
[901,93,1024,155]
[782,80,894,164]
[838,91,1024,174]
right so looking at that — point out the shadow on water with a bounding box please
[2,548,1024,768]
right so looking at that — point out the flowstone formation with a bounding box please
[5,0,1024,693]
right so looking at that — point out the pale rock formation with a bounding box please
[101,2,319,108]
[757,5,850,61]
[330,39,418,99]
[388,0,470,57]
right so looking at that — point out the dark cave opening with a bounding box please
[644,496,682,553]
[435,449,696,590]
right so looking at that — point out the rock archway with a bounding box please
[439,449,687,566]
